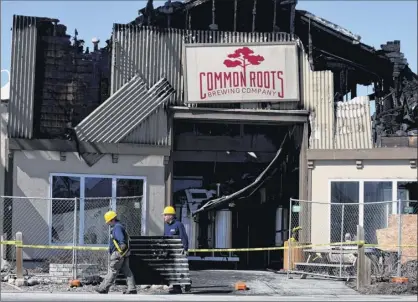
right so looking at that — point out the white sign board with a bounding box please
[184,43,299,103]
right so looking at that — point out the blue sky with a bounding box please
[1,0,417,90]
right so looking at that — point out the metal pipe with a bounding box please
[72,197,78,280]
[212,0,216,27]
[252,0,257,32]
[233,0,237,32]
[287,198,293,278]
[272,0,277,31]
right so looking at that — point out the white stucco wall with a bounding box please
[12,150,166,258]
[310,159,416,245]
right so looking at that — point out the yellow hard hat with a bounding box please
[104,211,117,223]
[163,206,176,215]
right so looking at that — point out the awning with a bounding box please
[193,126,296,215]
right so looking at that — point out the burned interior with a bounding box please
[172,121,302,268]
[5,0,417,271]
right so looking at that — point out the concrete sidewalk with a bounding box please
[1,292,417,302]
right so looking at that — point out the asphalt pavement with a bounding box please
[1,292,418,302]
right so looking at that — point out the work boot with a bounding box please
[95,288,108,294]
[123,289,137,294]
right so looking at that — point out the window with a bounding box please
[397,181,418,214]
[84,177,112,245]
[329,179,417,244]
[51,176,81,244]
[116,179,144,237]
[330,182,359,243]
[50,174,146,245]
[363,182,392,244]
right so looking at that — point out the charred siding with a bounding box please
[334,96,372,149]
[8,15,38,139]
[300,51,334,150]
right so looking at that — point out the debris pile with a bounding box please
[347,259,418,295]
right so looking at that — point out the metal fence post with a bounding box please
[15,232,23,279]
[0,233,5,260]
[72,197,78,280]
[107,197,112,272]
[357,225,366,290]
[397,199,402,277]
[287,198,293,278]
[339,203,345,278]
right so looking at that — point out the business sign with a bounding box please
[184,43,299,103]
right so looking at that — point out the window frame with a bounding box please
[49,173,147,246]
[328,178,416,243]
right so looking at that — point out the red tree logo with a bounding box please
[223,47,265,75]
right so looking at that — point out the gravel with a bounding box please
[20,283,170,294]
[2,270,270,295]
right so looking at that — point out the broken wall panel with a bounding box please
[75,75,174,143]
[111,25,297,111]
[334,96,373,149]
[8,15,38,139]
[300,50,334,150]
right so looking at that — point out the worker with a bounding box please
[96,211,137,295]
[163,206,190,293]
[163,206,189,253]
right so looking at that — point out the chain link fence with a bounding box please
[288,198,417,281]
[1,195,142,283]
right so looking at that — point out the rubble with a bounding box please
[1,258,11,272]
[346,260,418,295]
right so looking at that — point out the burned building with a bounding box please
[2,0,417,269]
